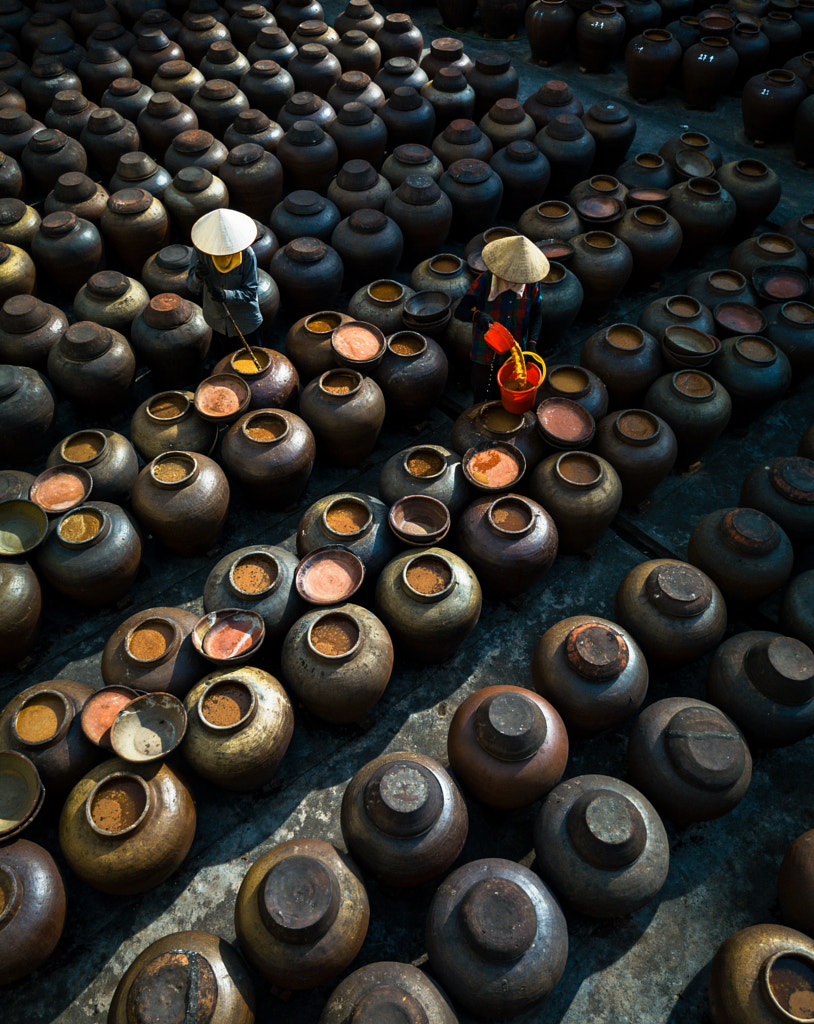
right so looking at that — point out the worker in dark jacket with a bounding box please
[455,235,549,403]
[188,208,262,353]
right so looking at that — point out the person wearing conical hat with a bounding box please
[188,209,262,353]
[454,235,550,403]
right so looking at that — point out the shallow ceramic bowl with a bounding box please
[536,238,575,265]
[0,750,44,840]
[535,397,595,449]
[627,187,670,208]
[81,686,139,749]
[673,149,716,181]
[752,265,812,304]
[389,495,451,546]
[194,373,251,424]
[0,499,48,556]
[662,326,720,368]
[712,301,767,339]
[330,320,386,370]
[295,546,365,605]
[403,290,452,323]
[110,692,187,763]
[402,308,452,338]
[462,440,527,493]
[191,608,265,665]
[29,466,93,515]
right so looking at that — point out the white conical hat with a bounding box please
[482,235,550,284]
[191,209,257,256]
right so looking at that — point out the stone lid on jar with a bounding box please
[237,3,267,19]
[340,29,369,47]
[206,40,240,64]
[114,150,159,181]
[198,79,239,100]
[0,198,27,225]
[448,158,490,184]
[429,36,464,59]
[227,142,265,166]
[565,622,629,680]
[474,51,511,74]
[0,294,49,333]
[566,787,647,868]
[298,43,329,63]
[0,109,35,134]
[336,158,377,190]
[53,170,97,201]
[284,91,321,116]
[127,950,218,1024]
[460,877,537,962]
[173,166,213,192]
[233,109,272,133]
[286,119,325,145]
[546,114,585,140]
[719,507,781,557]
[297,19,331,37]
[338,100,373,124]
[183,13,218,30]
[443,118,479,144]
[86,270,129,299]
[488,97,524,125]
[146,91,184,118]
[107,78,142,97]
[174,128,215,154]
[586,100,630,123]
[348,209,387,234]
[107,187,153,215]
[770,456,814,505]
[86,108,126,134]
[143,292,193,329]
[249,59,282,79]
[505,140,538,163]
[40,210,79,236]
[135,29,173,53]
[397,172,441,205]
[383,12,416,33]
[255,26,291,48]
[363,759,444,836]
[51,88,92,113]
[473,690,547,761]
[156,59,193,79]
[283,190,325,214]
[666,705,746,791]
[90,22,131,43]
[431,67,467,93]
[387,85,421,111]
[644,562,713,617]
[259,854,340,943]
[337,70,371,93]
[287,236,327,263]
[155,243,192,270]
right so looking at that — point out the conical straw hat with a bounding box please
[191,209,257,256]
[482,235,550,284]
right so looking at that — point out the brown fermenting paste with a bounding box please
[153,456,193,482]
[311,615,359,655]
[149,394,187,419]
[232,555,277,594]
[63,434,103,462]
[406,449,444,477]
[201,682,252,727]
[326,499,369,534]
[322,372,358,394]
[467,448,520,487]
[127,621,174,661]
[59,508,103,543]
[15,696,62,743]
[406,557,452,594]
[492,502,531,531]
[90,777,147,832]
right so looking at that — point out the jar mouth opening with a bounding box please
[548,365,590,395]
[387,331,426,358]
[57,505,106,545]
[61,429,108,465]
[758,233,796,255]
[734,335,777,364]
[242,411,289,444]
[607,324,644,351]
[616,409,660,442]
[487,496,534,534]
[403,446,446,480]
[124,617,181,664]
[307,611,361,658]
[666,295,701,318]
[322,496,373,537]
[633,205,667,227]
[146,391,191,422]
[635,153,663,169]
[367,280,404,304]
[761,951,814,1022]
[688,177,720,196]
[305,311,343,335]
[11,689,73,747]
[736,158,768,177]
[709,270,745,291]
[536,200,570,219]
[402,552,455,598]
[150,452,197,486]
[319,368,363,396]
[428,254,463,276]
[555,451,604,487]
[86,772,151,837]
[198,678,256,731]
[229,550,280,597]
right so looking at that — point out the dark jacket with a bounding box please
[455,272,544,364]
[187,247,262,336]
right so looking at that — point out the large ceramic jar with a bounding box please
[432,119,493,170]
[536,114,596,195]
[277,120,338,194]
[182,666,293,791]
[378,443,471,517]
[375,56,428,97]
[532,615,648,734]
[248,26,297,67]
[108,931,255,1024]
[224,110,284,156]
[526,0,577,65]
[284,309,349,380]
[73,270,149,339]
[0,151,22,199]
[230,3,276,50]
[0,560,41,665]
[200,40,249,85]
[0,199,41,251]
[688,507,794,603]
[100,187,170,275]
[0,241,34,300]
[614,206,683,286]
[130,390,216,461]
[717,335,793,413]
[643,370,731,464]
[131,294,211,386]
[0,839,66,986]
[335,0,384,37]
[451,400,547,471]
[580,322,662,408]
[438,157,503,239]
[425,857,568,1019]
[763,301,814,372]
[779,831,814,935]
[45,428,138,504]
[447,684,568,809]
[729,233,807,280]
[374,13,423,62]
[212,346,298,412]
[190,79,250,138]
[219,143,283,223]
[375,548,481,662]
[490,140,551,220]
[35,501,142,607]
[668,177,736,261]
[59,757,196,894]
[330,209,402,287]
[716,159,781,235]
[281,605,393,723]
[742,68,808,144]
[626,28,682,101]
[31,211,103,296]
[131,451,230,556]
[328,160,391,218]
[296,492,397,575]
[528,451,622,552]
[627,696,752,823]
[299,369,385,466]
[466,51,519,120]
[340,750,468,887]
[594,409,676,504]
[780,570,814,651]
[20,128,87,194]
[140,244,194,300]
[129,30,184,83]
[319,962,457,1024]
[45,89,98,139]
[164,128,228,176]
[349,280,415,336]
[373,331,447,423]
[220,409,315,508]
[708,630,814,747]
[288,42,341,99]
[150,59,205,104]
[101,605,205,697]
[135,91,197,160]
[178,13,230,65]
[382,143,444,188]
[576,4,626,71]
[163,166,229,240]
[686,268,757,312]
[0,365,54,467]
[271,190,340,245]
[277,90,336,131]
[327,101,388,168]
[615,557,727,664]
[740,456,814,545]
[0,678,99,793]
[80,108,140,178]
[0,110,46,162]
[569,230,632,310]
[47,322,135,410]
[21,61,82,121]
[582,100,636,171]
[43,170,109,223]
[384,172,453,263]
[270,237,343,318]
[683,36,738,109]
[235,838,369,989]
[534,774,669,918]
[100,77,154,124]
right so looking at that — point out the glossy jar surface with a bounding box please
[299,369,385,467]
[319,961,458,1024]
[0,560,41,666]
[45,427,139,504]
[740,456,814,545]
[595,409,677,505]
[221,409,315,508]
[379,443,472,517]
[528,451,622,552]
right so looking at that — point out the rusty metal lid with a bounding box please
[459,877,537,962]
[719,507,781,556]
[769,456,814,505]
[173,166,212,192]
[363,759,444,836]
[644,562,713,617]
[125,950,218,1024]
[744,635,814,706]
[566,788,647,868]
[665,705,746,791]
[174,129,214,154]
[350,987,428,1024]
[143,293,192,330]
[108,187,153,215]
[198,79,238,100]
[260,854,340,944]
[473,690,546,761]
[227,142,264,166]
[87,270,129,298]
[206,40,239,63]
[40,210,78,236]
[287,236,327,263]
[565,622,629,680]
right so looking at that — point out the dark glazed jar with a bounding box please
[643,370,731,463]
[451,400,547,471]
[384,173,453,262]
[0,560,41,665]
[534,774,669,918]
[576,4,627,72]
[21,128,87,194]
[20,61,82,120]
[686,268,758,312]
[374,331,447,423]
[382,144,443,187]
[80,107,140,178]
[0,198,40,250]
[212,346,298,411]
[583,101,636,171]
[374,14,423,63]
[628,697,752,823]
[235,838,368,989]
[239,61,294,119]
[331,209,401,287]
[108,931,255,1024]
[490,141,551,221]
[465,52,518,120]
[35,501,142,608]
[526,0,577,66]
[247,27,297,68]
[536,114,597,195]
[420,37,472,81]
[47,323,134,409]
[421,67,476,133]
[740,456,814,544]
[100,187,169,276]
[283,309,348,380]
[779,831,814,935]
[375,548,481,662]
[141,243,195,298]
[457,493,558,599]
[539,365,609,421]
[299,370,385,466]
[136,91,197,159]
[58,758,196,894]
[425,858,568,1019]
[340,751,468,886]
[763,301,814,371]
[523,79,583,131]
[277,90,336,131]
[130,390,217,461]
[150,59,205,104]
[729,233,808,280]
[229,3,276,51]
[109,151,172,199]
[615,557,727,664]
[742,68,807,143]
[277,120,337,193]
[131,294,211,385]
[712,336,791,413]
[288,43,341,99]
[0,151,23,199]
[333,31,382,78]
[271,192,340,246]
[688,507,794,602]
[163,166,228,239]
[224,110,284,155]
[683,37,738,109]
[164,129,228,176]
[626,29,683,101]
[615,207,683,286]
[328,161,391,217]
[0,840,66,986]
[532,615,648,734]
[131,451,230,556]
[447,685,568,809]
[101,606,205,697]
[335,0,385,37]
[569,231,633,310]
[219,143,282,223]
[190,78,250,137]
[221,409,315,507]
[281,605,393,722]
[100,77,153,124]
[319,962,458,1024]
[432,119,493,169]
[76,47,133,106]
[182,666,293,791]
[129,30,184,83]
[668,177,737,262]
[594,409,676,504]
[375,56,428,97]
[46,428,138,504]
[0,111,46,162]
[0,295,67,370]
[327,71,385,114]
[439,158,503,240]
[616,151,674,192]
[0,360,52,462]
[178,14,230,65]
[708,631,814,747]
[517,199,581,242]
[0,242,34,300]
[0,679,98,793]
[296,492,397,575]
[580,323,662,407]
[73,271,149,338]
[327,102,388,168]
[528,451,622,552]
[200,41,249,84]
[270,238,343,318]
[378,443,471,517]
[716,159,781,235]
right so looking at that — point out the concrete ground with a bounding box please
[2,3,814,1022]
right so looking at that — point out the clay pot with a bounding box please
[534,774,669,917]
[333,30,381,79]
[150,60,205,104]
[374,14,423,63]
[432,119,493,171]
[35,500,142,607]
[100,187,170,275]
[271,190,340,245]
[348,280,415,336]
[740,455,814,544]
[581,100,636,172]
[109,152,171,202]
[780,569,814,650]
[20,127,88,195]
[526,0,577,65]
[688,506,794,602]
[730,233,808,281]
[451,400,547,471]
[284,309,348,381]
[616,152,675,194]
[536,114,596,195]
[327,101,388,168]
[576,4,627,71]
[277,90,336,131]
[190,78,250,138]
[270,237,343,318]
[686,268,758,311]
[163,166,229,241]
[141,243,195,298]
[490,141,552,221]
[742,67,807,142]
[73,270,149,339]
[43,170,108,223]
[330,207,401,284]
[80,108,140,178]
[375,56,428,97]
[340,750,467,886]
[379,443,471,517]
[712,335,792,413]
[643,369,731,463]
[425,857,568,1019]
[0,151,23,199]
[438,158,503,240]
[615,557,727,663]
[108,931,255,1024]
[220,409,314,507]
[569,230,633,309]
[375,548,481,662]
[135,91,197,162]
[529,451,621,551]
[716,159,782,235]
[779,831,814,935]
[100,77,154,124]
[164,128,227,176]
[296,492,398,576]
[0,198,41,251]
[532,614,647,733]
[287,42,341,100]
[277,119,338,193]
[447,684,568,810]
[101,606,205,697]
[224,110,284,157]
[0,111,45,163]
[59,757,196,894]
[682,37,738,109]
[579,323,662,408]
[47,322,135,410]
[178,14,231,65]
[45,428,137,505]
[795,95,814,166]
[615,206,684,285]
[0,364,54,465]
[20,61,82,121]
[0,679,99,793]
[626,29,683,100]
[235,838,368,988]
[382,144,444,189]
[319,962,458,1024]
[0,561,41,665]
[247,26,297,68]
[212,346,298,412]
[327,160,391,218]
[31,210,103,295]
[335,0,385,37]
[299,368,385,466]
[0,240,34,299]
[130,390,217,461]
[45,88,98,140]
[668,177,737,262]
[131,451,230,556]
[763,301,814,371]
[200,40,249,85]
[517,198,581,242]
[131,294,212,386]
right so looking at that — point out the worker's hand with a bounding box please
[474,311,492,332]
[208,284,226,303]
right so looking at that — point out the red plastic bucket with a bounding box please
[497,360,543,413]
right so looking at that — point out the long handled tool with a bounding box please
[218,291,262,371]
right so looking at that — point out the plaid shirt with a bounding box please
[455,272,545,364]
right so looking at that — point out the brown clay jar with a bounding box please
[108,151,172,200]
[381,144,444,188]
[580,323,663,408]
[451,400,547,472]
[47,322,135,409]
[238,63,294,122]
[643,370,732,464]
[21,128,88,195]
[740,455,814,545]
[595,409,677,505]
[299,369,385,467]
[213,346,299,411]
[45,88,98,140]
[142,243,195,298]
[333,30,382,78]
[178,13,231,65]
[276,120,338,193]
[539,365,609,422]
[0,151,23,199]
[270,237,343,318]
[329,207,401,284]
[164,128,228,176]
[129,29,184,84]
[528,451,622,552]
[374,13,423,63]
[0,198,41,251]
[100,187,170,276]
[44,171,109,223]
[45,428,139,505]
[778,831,814,936]
[190,78,250,138]
[131,451,230,556]
[135,91,197,161]
[247,26,298,68]
[447,685,568,810]
[296,492,398,577]
[218,143,283,223]
[532,614,648,734]
[150,59,205,104]
[326,102,388,169]
[131,294,211,386]
[224,110,284,156]
[284,309,351,381]
[0,110,45,163]
[73,270,150,339]
[320,962,457,1024]
[101,606,206,697]
[100,77,154,124]
[569,230,633,310]
[31,209,101,298]
[79,108,140,178]
[0,241,35,300]
[384,172,453,263]
[221,409,315,508]
[130,390,217,462]
[162,166,229,240]
[277,90,336,131]
[0,559,41,666]
[0,365,54,466]
[373,330,447,423]
[200,40,250,85]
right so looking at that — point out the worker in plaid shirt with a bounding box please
[455,235,550,403]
